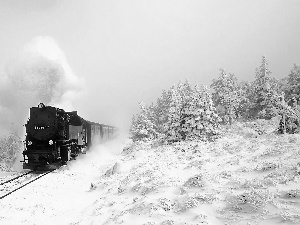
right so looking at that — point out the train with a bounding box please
[21,103,117,170]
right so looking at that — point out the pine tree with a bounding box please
[284,64,300,101]
[277,65,300,134]
[210,69,241,124]
[130,81,221,142]
[236,81,253,119]
[183,84,220,140]
[129,102,157,142]
[250,56,279,119]
[166,83,184,141]
[167,81,221,141]
[154,90,172,137]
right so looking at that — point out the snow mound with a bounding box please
[74,122,300,224]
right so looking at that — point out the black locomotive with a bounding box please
[22,103,116,170]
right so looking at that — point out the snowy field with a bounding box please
[1,119,300,225]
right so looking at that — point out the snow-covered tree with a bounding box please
[154,90,170,134]
[235,81,253,119]
[165,81,221,142]
[130,102,158,142]
[130,80,221,142]
[278,93,300,134]
[0,132,21,171]
[210,69,241,124]
[284,64,300,101]
[181,84,221,141]
[165,83,184,141]
[250,56,279,119]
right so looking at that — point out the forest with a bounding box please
[130,56,300,142]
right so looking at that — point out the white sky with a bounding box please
[0,0,300,131]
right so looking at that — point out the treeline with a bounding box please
[130,56,300,142]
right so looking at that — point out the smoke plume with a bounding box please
[0,36,84,137]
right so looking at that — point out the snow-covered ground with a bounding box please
[0,138,125,225]
[1,119,300,225]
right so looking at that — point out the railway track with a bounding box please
[0,171,33,186]
[0,170,54,200]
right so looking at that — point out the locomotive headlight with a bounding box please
[27,141,32,146]
[49,140,53,145]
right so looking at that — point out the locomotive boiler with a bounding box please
[22,103,116,170]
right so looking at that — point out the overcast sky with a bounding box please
[0,0,300,132]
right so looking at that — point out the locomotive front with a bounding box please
[22,103,68,169]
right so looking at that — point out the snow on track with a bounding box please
[0,138,125,225]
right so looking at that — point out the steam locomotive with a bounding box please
[22,103,116,170]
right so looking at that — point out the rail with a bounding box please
[0,171,33,186]
[0,170,54,200]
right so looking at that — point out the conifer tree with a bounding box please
[130,81,221,142]
[167,81,221,141]
[154,89,173,137]
[182,84,220,140]
[284,64,300,101]
[166,83,184,141]
[210,69,241,124]
[129,102,157,141]
[250,56,279,119]
[236,81,253,119]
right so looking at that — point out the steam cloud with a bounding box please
[0,36,84,136]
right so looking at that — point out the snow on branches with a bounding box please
[130,102,158,142]
[130,81,221,142]
[250,56,280,119]
[0,132,21,171]
[210,69,241,124]
[284,64,300,101]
